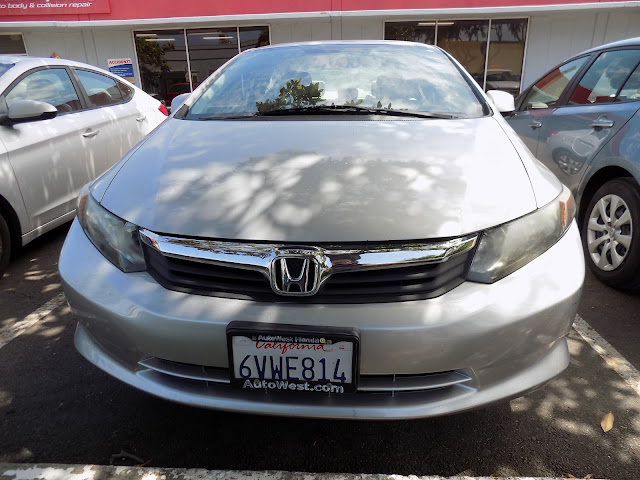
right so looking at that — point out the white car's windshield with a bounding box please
[0,63,15,78]
[185,43,487,119]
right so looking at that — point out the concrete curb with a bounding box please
[0,464,608,480]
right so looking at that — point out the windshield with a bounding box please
[0,63,15,78]
[185,43,486,119]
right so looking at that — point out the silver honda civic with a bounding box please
[59,41,584,419]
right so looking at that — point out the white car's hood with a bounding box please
[100,116,542,242]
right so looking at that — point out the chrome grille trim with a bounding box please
[358,371,472,392]
[138,230,477,283]
[138,357,473,393]
[139,230,477,301]
[139,357,230,384]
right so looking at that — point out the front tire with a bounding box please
[0,213,11,278]
[581,178,640,290]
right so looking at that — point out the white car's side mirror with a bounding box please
[487,90,516,114]
[1,99,57,125]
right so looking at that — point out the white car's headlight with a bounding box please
[468,185,576,283]
[77,185,146,273]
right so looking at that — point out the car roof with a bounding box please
[255,39,441,52]
[576,36,640,57]
[0,55,100,70]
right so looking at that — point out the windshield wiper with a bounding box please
[258,105,458,119]
[193,114,256,120]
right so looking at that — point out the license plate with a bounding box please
[227,321,359,394]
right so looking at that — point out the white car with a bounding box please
[0,56,167,276]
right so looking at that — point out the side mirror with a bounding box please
[1,99,57,125]
[486,90,515,114]
[170,93,191,114]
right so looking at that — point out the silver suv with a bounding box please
[508,37,640,290]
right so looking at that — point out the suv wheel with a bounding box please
[0,213,10,278]
[581,178,640,290]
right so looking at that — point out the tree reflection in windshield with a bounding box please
[256,78,324,114]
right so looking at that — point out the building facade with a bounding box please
[1,0,640,103]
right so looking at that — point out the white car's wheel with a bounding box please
[581,178,640,290]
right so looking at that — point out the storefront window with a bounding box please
[384,22,435,45]
[187,28,239,85]
[486,19,528,96]
[135,30,188,106]
[437,20,489,87]
[384,19,528,95]
[240,26,270,52]
[0,33,27,55]
[135,26,270,105]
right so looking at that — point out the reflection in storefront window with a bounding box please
[135,30,188,106]
[135,26,270,105]
[187,28,239,87]
[384,21,435,45]
[384,19,528,95]
[437,20,489,88]
[486,19,528,96]
[240,27,270,51]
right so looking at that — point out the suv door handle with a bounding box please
[136,115,146,122]
[590,117,614,129]
[82,129,100,138]
[529,120,542,129]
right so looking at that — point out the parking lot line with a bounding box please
[0,465,610,480]
[0,293,66,351]
[573,314,640,397]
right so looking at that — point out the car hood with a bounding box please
[99,116,540,242]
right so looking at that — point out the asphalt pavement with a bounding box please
[0,223,639,479]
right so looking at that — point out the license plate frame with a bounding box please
[226,321,360,393]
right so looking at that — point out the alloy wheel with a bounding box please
[586,194,633,271]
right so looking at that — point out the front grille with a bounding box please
[138,356,474,395]
[142,238,476,303]
[144,248,273,297]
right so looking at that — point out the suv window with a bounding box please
[5,68,81,113]
[74,69,124,107]
[616,63,640,102]
[568,49,640,105]
[521,56,588,109]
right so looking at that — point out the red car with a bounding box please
[165,82,200,105]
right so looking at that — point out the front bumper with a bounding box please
[60,219,584,419]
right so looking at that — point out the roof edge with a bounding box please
[0,1,639,28]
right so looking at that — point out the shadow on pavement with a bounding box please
[0,222,70,336]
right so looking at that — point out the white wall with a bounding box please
[270,18,333,44]
[22,29,88,62]
[522,8,640,88]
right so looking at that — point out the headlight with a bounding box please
[77,184,146,273]
[468,185,576,283]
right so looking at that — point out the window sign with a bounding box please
[108,58,135,83]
